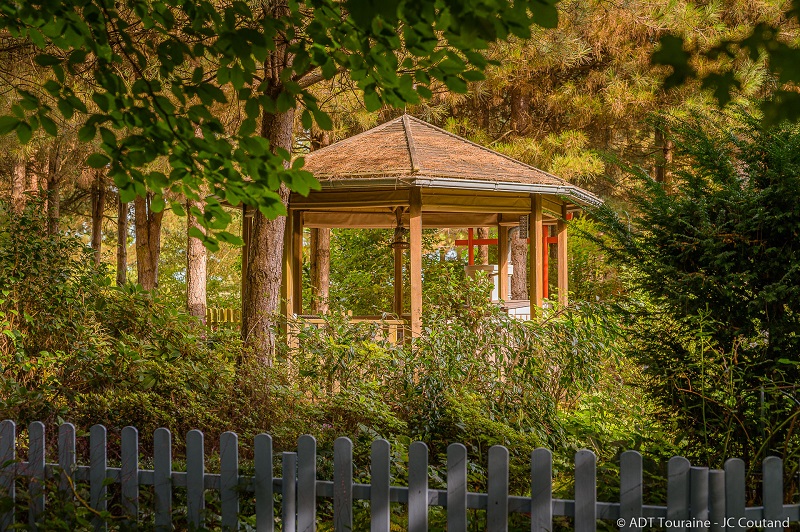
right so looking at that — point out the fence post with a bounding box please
[762,457,783,532]
[28,421,45,528]
[531,448,552,532]
[487,446,509,532]
[57,422,76,526]
[667,456,691,532]
[221,432,239,530]
[283,452,297,532]
[153,428,172,531]
[90,424,108,531]
[121,426,139,528]
[254,434,274,532]
[408,441,429,532]
[620,451,642,532]
[708,470,725,532]
[689,467,709,532]
[447,443,468,532]
[575,449,596,532]
[370,439,390,532]
[186,429,205,529]
[297,435,317,532]
[333,437,353,532]
[723,459,745,532]
[0,420,15,530]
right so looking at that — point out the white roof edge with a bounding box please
[313,176,602,207]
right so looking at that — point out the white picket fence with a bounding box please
[0,420,798,531]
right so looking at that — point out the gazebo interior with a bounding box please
[243,114,600,339]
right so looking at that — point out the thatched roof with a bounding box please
[301,114,601,205]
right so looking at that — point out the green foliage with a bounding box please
[594,110,800,471]
[0,0,559,245]
[0,201,236,437]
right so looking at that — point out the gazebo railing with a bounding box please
[292,315,409,345]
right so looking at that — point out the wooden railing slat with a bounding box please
[333,437,353,532]
[370,439,390,532]
[408,441,428,532]
[447,443,468,531]
[0,420,15,530]
[254,434,274,532]
[153,428,172,531]
[531,448,552,532]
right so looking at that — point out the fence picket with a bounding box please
[121,426,139,528]
[298,435,317,532]
[90,424,107,531]
[667,456,691,532]
[447,443,468,532]
[531,448,552,532]
[283,452,297,532]
[763,456,783,532]
[0,419,797,531]
[221,432,240,530]
[689,467,709,532]
[408,441,428,532]
[708,470,725,532]
[370,439,390,532]
[334,437,353,532]
[487,445,509,532]
[0,420,15,530]
[575,449,596,532]
[57,423,76,502]
[186,429,205,529]
[28,421,45,528]
[620,451,642,532]
[254,434,274,532]
[723,458,745,532]
[153,428,172,531]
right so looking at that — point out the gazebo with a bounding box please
[256,114,600,338]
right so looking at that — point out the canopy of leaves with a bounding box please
[0,0,557,246]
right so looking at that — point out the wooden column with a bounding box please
[409,188,423,338]
[529,195,544,308]
[557,204,569,307]
[280,210,293,320]
[394,246,403,316]
[292,210,303,315]
[497,224,509,302]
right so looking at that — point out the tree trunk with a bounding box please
[242,105,295,363]
[46,146,60,235]
[476,227,490,265]
[90,170,106,266]
[134,192,164,291]
[309,228,330,314]
[11,154,25,215]
[117,196,128,286]
[510,228,528,300]
[510,85,529,135]
[653,127,673,185]
[187,198,208,322]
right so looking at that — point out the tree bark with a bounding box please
[309,228,330,314]
[510,228,528,300]
[653,127,673,185]
[187,198,208,322]
[117,196,128,286]
[11,154,25,215]
[476,227,490,265]
[90,170,106,266]
[242,106,295,363]
[509,85,529,135]
[46,146,60,235]
[134,192,164,291]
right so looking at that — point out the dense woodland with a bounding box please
[0,0,799,528]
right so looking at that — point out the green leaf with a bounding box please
[86,153,110,168]
[0,116,20,135]
[16,122,32,144]
[34,53,61,66]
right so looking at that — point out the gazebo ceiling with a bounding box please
[300,114,601,207]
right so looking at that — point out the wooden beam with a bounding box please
[289,189,409,209]
[292,210,303,315]
[409,187,423,338]
[557,203,568,307]
[529,195,544,308]
[281,210,293,320]
[498,224,509,302]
